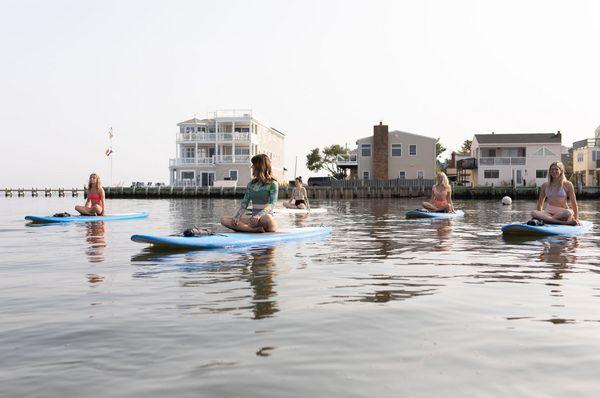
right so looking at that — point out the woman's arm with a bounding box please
[100,188,106,215]
[303,187,310,209]
[567,182,579,220]
[446,188,454,212]
[234,184,251,218]
[536,183,546,211]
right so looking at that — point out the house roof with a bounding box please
[474,133,561,144]
[177,117,211,126]
[356,130,437,144]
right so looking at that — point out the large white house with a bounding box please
[471,132,562,186]
[169,110,285,186]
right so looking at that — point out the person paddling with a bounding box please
[422,172,455,213]
[220,154,278,233]
[530,161,579,226]
[75,173,105,216]
[283,176,310,210]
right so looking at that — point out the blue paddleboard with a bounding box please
[501,221,593,237]
[25,212,149,224]
[406,210,464,219]
[131,226,332,249]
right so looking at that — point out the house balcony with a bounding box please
[336,154,358,168]
[479,157,526,166]
[177,132,252,143]
[456,158,477,169]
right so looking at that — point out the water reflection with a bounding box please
[246,247,278,319]
[85,221,106,263]
[130,246,280,319]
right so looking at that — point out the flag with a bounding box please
[105,147,113,157]
[108,127,114,140]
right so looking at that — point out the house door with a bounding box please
[201,172,215,187]
[512,169,523,186]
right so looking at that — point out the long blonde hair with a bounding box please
[88,173,103,191]
[547,161,565,186]
[435,172,450,190]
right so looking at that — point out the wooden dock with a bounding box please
[3,186,599,200]
[1,188,83,197]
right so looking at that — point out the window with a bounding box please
[417,171,424,179]
[536,169,548,179]
[235,147,250,155]
[197,126,206,132]
[533,146,557,156]
[484,170,500,179]
[182,147,195,158]
[361,144,371,157]
[593,151,600,161]
[181,171,195,180]
[399,171,406,179]
[409,145,417,156]
[229,170,238,181]
[391,144,402,157]
[577,153,584,162]
[363,171,370,180]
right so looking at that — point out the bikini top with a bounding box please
[432,185,448,201]
[546,185,566,199]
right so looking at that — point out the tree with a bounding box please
[460,139,472,154]
[306,144,349,179]
[436,142,446,159]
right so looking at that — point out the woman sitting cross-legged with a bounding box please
[422,172,454,213]
[220,154,278,233]
[530,161,579,226]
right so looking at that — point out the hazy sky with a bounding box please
[1,0,599,187]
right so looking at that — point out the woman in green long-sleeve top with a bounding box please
[220,154,279,233]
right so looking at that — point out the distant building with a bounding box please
[337,122,437,180]
[471,132,562,186]
[445,151,473,185]
[572,125,600,187]
[169,110,284,186]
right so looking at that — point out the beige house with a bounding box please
[169,109,285,186]
[337,122,437,180]
[572,125,600,187]
[471,132,562,186]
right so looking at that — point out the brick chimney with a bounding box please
[373,121,388,180]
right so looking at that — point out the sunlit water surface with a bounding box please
[1,197,600,397]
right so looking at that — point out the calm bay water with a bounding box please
[1,197,600,397]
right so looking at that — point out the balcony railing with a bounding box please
[216,155,251,164]
[169,157,215,166]
[177,132,251,142]
[336,154,358,166]
[479,157,526,166]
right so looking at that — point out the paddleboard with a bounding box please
[247,208,327,215]
[25,212,149,224]
[406,210,465,219]
[501,221,593,237]
[131,226,331,249]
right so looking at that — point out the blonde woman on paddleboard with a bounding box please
[530,161,579,225]
[422,172,455,213]
[75,173,105,216]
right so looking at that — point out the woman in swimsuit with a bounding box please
[221,154,278,233]
[422,172,454,213]
[283,176,310,209]
[75,173,105,216]
[531,161,579,225]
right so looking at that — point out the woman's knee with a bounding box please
[260,215,277,231]
[220,216,231,226]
